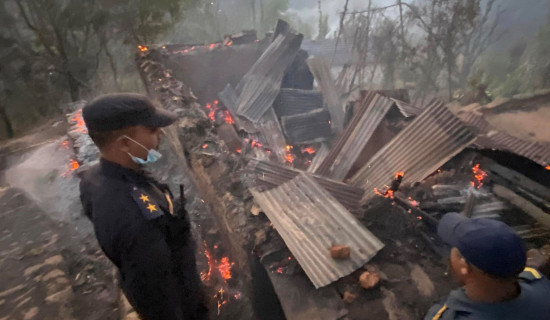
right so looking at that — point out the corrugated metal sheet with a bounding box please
[235,31,303,123]
[351,102,476,204]
[273,88,323,117]
[307,57,345,132]
[457,111,550,167]
[307,144,330,173]
[301,39,356,67]
[315,93,393,180]
[250,173,384,288]
[281,109,332,144]
[390,98,425,118]
[245,159,364,214]
[476,132,550,167]
[219,83,259,133]
[258,109,289,163]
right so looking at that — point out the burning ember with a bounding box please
[205,100,235,125]
[471,164,487,189]
[408,196,420,207]
[301,146,316,154]
[374,171,405,198]
[546,165,550,170]
[285,145,295,164]
[137,45,148,52]
[202,144,209,149]
[71,110,87,134]
[61,159,80,177]
[374,188,394,199]
[200,241,234,282]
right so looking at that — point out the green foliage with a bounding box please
[478,13,550,97]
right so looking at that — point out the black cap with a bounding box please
[83,93,177,132]
[438,213,526,278]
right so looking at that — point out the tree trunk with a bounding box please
[0,103,14,138]
[66,70,80,102]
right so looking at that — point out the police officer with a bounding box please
[79,93,208,320]
[425,213,550,320]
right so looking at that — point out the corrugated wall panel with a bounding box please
[250,173,384,288]
[351,102,476,204]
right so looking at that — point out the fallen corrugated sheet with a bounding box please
[246,159,364,214]
[281,109,332,144]
[458,111,550,167]
[307,144,330,173]
[273,88,323,117]
[315,93,394,180]
[250,173,384,288]
[389,98,425,118]
[351,102,476,204]
[259,109,289,163]
[307,57,345,132]
[219,83,259,133]
[476,132,550,167]
[235,21,303,123]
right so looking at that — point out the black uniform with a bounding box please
[80,158,207,320]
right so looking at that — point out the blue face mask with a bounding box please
[121,135,162,165]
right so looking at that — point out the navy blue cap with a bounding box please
[83,93,177,132]
[438,213,526,278]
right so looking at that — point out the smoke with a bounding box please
[287,0,400,38]
[4,137,91,233]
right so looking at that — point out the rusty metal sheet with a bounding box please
[457,111,550,167]
[351,102,476,204]
[250,173,384,288]
[281,109,332,144]
[235,23,303,123]
[306,57,345,132]
[273,88,323,117]
[315,93,393,180]
[245,159,364,215]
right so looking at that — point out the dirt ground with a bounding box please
[484,103,550,142]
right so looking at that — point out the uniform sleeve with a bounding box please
[79,175,93,220]
[119,218,187,320]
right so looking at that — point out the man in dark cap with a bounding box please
[79,93,208,320]
[425,213,550,320]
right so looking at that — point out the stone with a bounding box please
[343,291,357,304]
[330,245,351,260]
[359,271,380,290]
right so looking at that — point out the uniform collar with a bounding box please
[99,158,152,184]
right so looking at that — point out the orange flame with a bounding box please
[71,110,87,134]
[137,45,148,52]
[285,153,295,164]
[70,159,79,171]
[301,147,316,154]
[236,149,242,154]
[471,164,487,189]
[276,267,284,274]
[202,144,208,149]
[546,165,550,170]
[223,110,235,124]
[374,188,394,199]
[226,41,233,46]
[395,171,404,179]
[218,257,235,280]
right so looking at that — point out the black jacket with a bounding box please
[80,158,207,320]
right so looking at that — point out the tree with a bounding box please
[405,0,500,99]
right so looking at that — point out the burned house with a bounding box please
[65,20,550,320]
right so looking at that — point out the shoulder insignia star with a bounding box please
[146,203,157,213]
[131,187,164,220]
